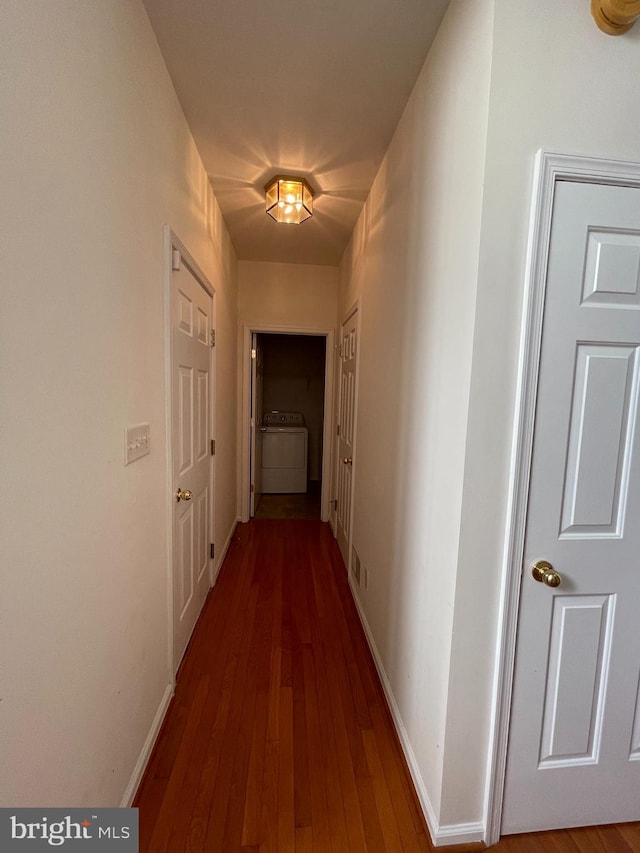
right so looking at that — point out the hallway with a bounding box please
[133,519,640,852]
[135,519,434,851]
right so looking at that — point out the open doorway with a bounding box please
[240,324,335,523]
[251,333,326,519]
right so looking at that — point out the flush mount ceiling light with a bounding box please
[264,175,314,224]
[592,0,640,33]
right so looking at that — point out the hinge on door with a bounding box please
[172,249,181,271]
[250,484,254,494]
[211,439,215,456]
[210,543,215,560]
[210,329,216,348]
[336,424,340,436]
[333,498,338,511]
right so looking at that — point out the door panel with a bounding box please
[172,258,213,671]
[561,345,638,536]
[336,311,357,568]
[177,365,193,475]
[196,487,209,583]
[539,593,614,765]
[583,230,640,307]
[197,369,209,463]
[177,507,194,617]
[503,181,640,833]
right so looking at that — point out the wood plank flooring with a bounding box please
[134,519,640,852]
[254,482,322,520]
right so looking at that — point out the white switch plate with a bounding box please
[124,423,151,465]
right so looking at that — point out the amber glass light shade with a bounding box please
[264,176,314,224]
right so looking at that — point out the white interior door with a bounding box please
[503,180,640,833]
[250,333,264,516]
[172,256,213,672]
[336,310,358,568]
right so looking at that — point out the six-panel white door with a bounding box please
[503,181,640,833]
[336,310,358,569]
[172,258,213,672]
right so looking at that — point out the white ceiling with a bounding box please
[143,0,450,266]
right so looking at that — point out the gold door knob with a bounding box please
[175,488,193,502]
[343,457,352,465]
[531,560,562,588]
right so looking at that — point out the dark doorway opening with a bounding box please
[253,333,326,519]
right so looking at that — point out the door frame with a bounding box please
[249,331,263,517]
[239,323,335,523]
[484,151,640,845]
[163,226,216,683]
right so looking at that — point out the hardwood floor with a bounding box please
[254,482,322,520]
[134,519,640,852]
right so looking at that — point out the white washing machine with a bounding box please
[261,411,308,493]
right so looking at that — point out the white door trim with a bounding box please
[484,151,640,846]
[239,323,335,523]
[163,225,216,683]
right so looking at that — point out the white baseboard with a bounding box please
[214,517,240,584]
[436,821,485,846]
[120,681,173,807]
[347,577,485,848]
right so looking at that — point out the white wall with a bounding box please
[338,0,494,829]
[442,0,640,828]
[238,260,338,330]
[342,0,640,835]
[0,0,237,807]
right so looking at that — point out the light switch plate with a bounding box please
[124,423,151,465]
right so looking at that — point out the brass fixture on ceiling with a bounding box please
[592,0,640,34]
[264,176,314,224]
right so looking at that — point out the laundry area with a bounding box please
[252,333,326,519]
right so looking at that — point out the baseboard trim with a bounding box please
[120,681,173,807]
[347,578,485,848]
[435,821,485,846]
[214,518,239,584]
[347,578,439,840]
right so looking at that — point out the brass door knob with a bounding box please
[343,457,352,465]
[531,560,562,588]
[175,488,193,502]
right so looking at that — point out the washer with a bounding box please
[261,411,308,493]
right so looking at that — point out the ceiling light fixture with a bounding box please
[264,175,314,224]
